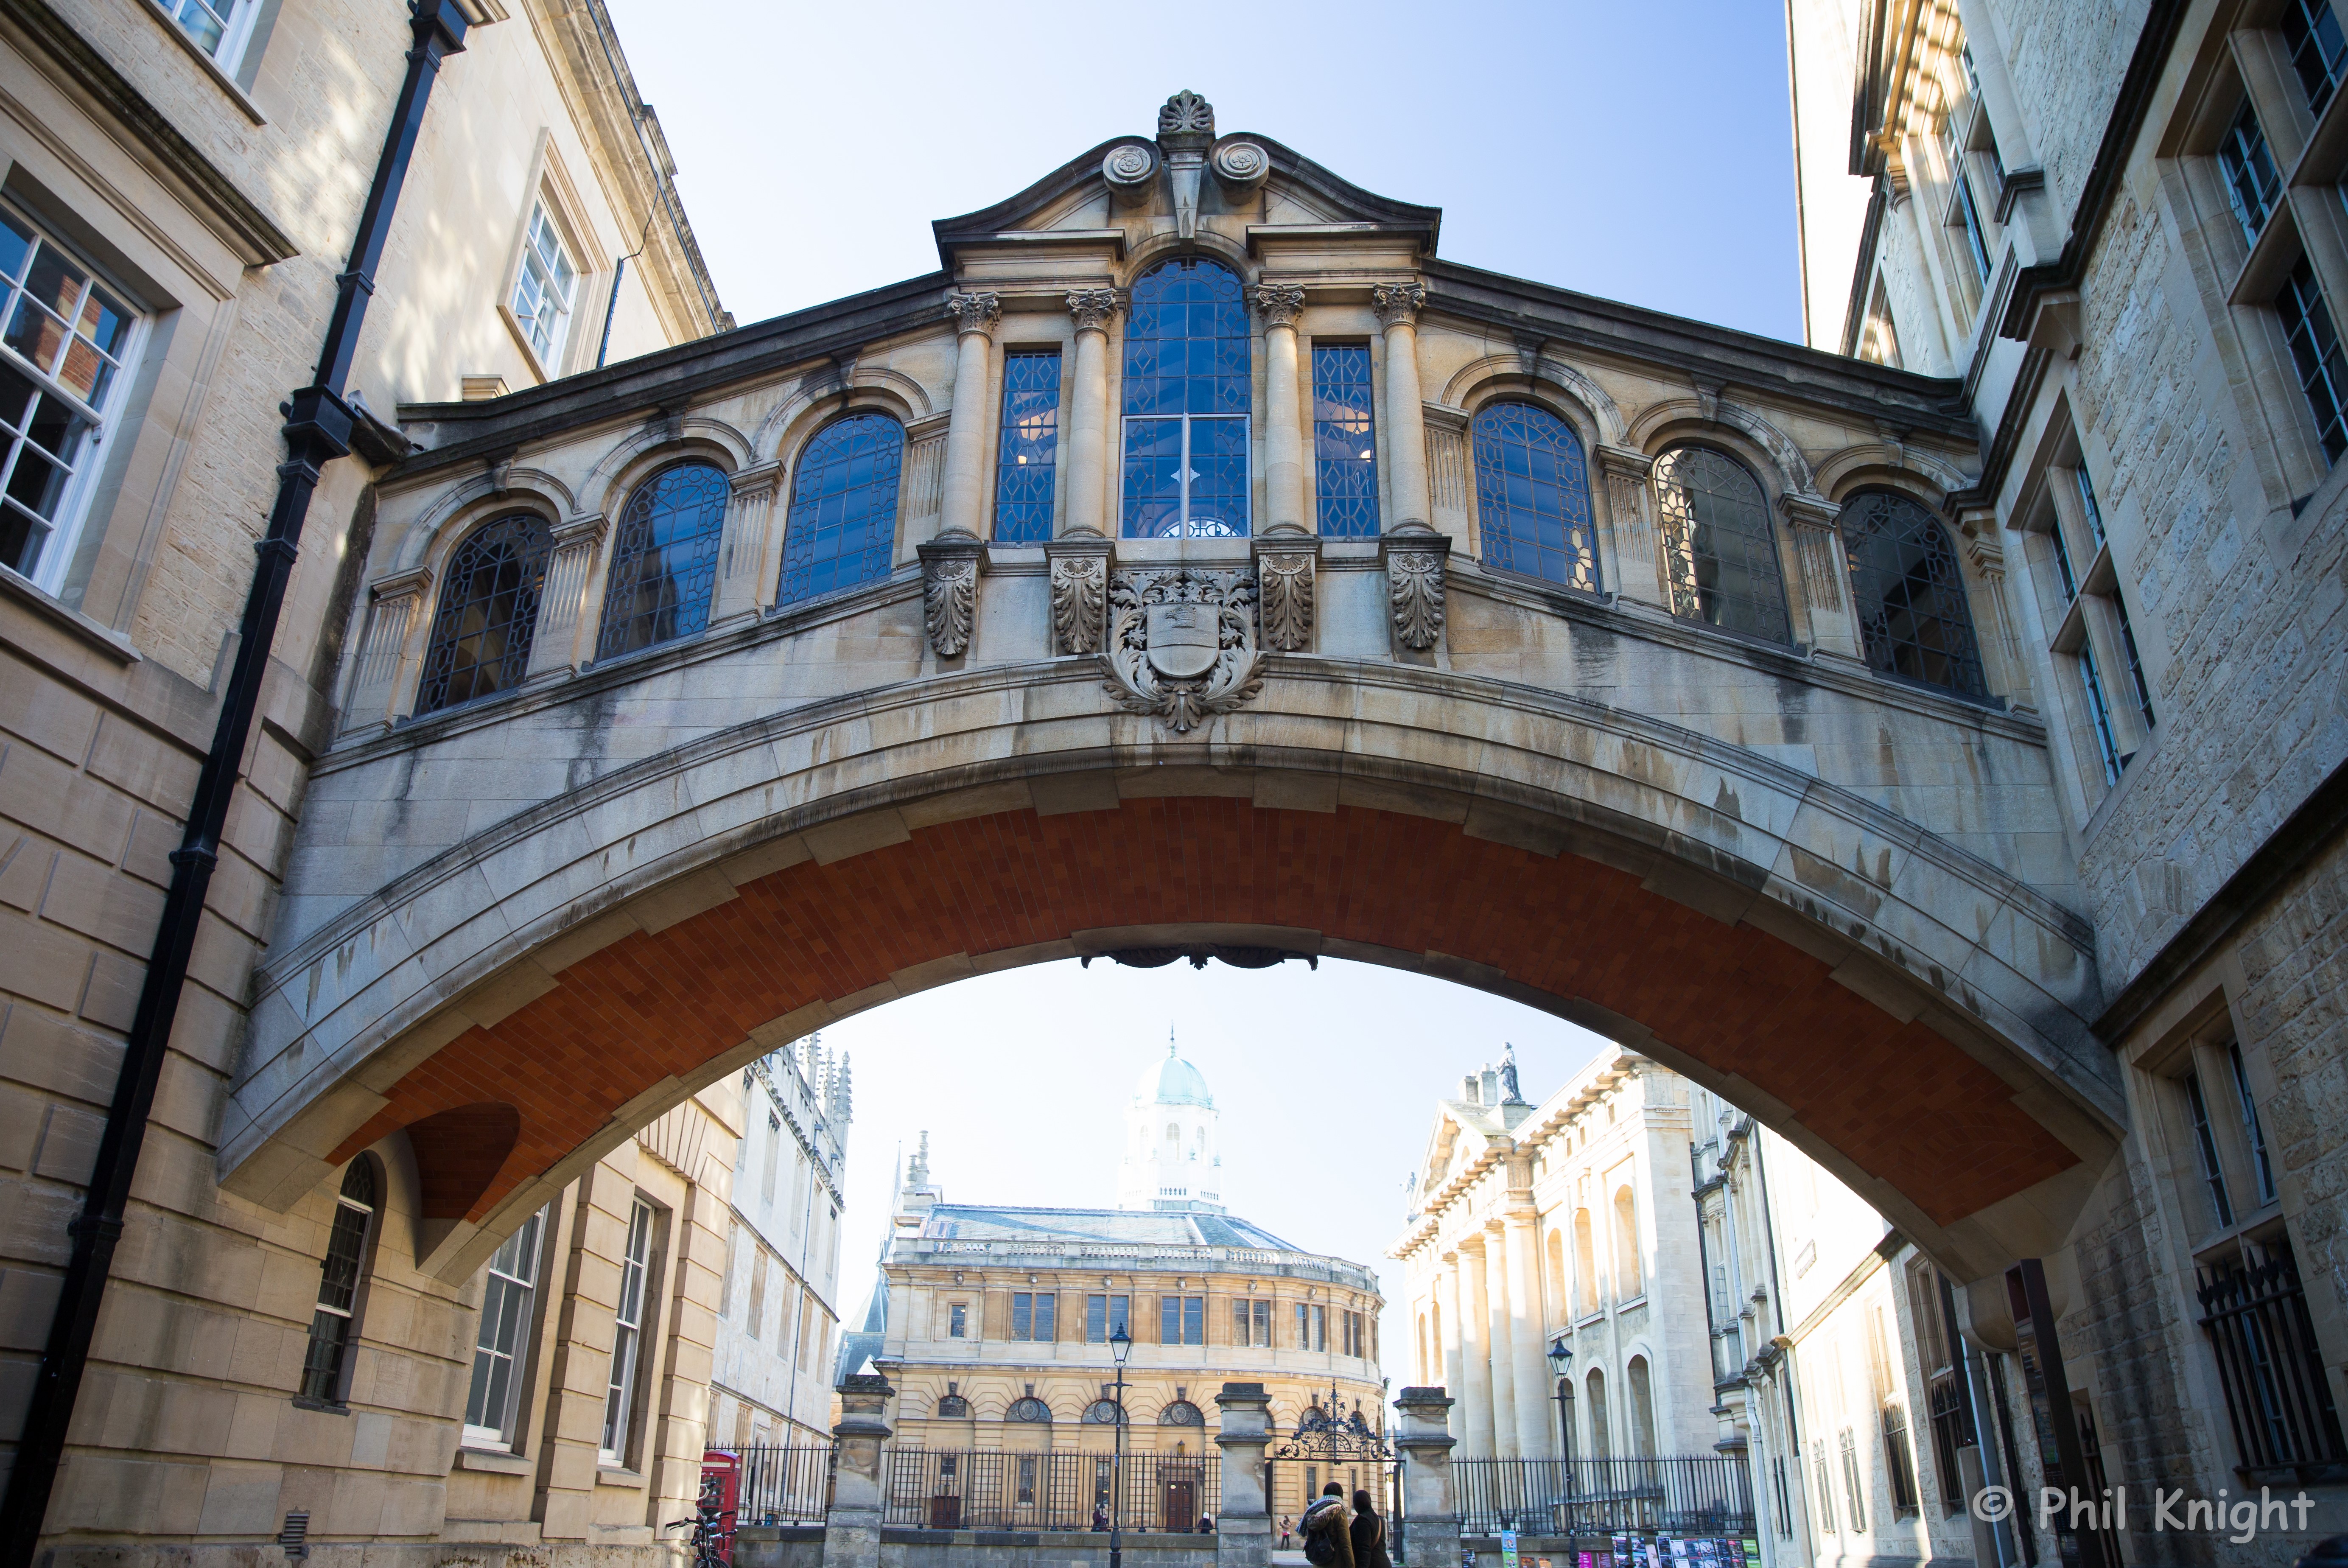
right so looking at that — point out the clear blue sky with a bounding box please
[601,0,1805,342]
[595,0,1802,1373]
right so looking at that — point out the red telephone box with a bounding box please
[700,1449,742,1565]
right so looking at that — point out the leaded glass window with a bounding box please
[2219,99,2283,247]
[1121,258,1250,538]
[1654,446,1791,643]
[1839,490,1987,697]
[298,1160,377,1404]
[778,413,905,606]
[1009,1396,1052,1422]
[417,514,553,715]
[994,350,1061,542]
[595,461,727,661]
[1312,344,1379,537]
[0,201,138,591]
[1472,401,1598,591]
[464,1207,546,1446]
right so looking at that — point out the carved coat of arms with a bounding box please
[1102,567,1264,733]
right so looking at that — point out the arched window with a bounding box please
[298,1158,380,1404]
[1585,1367,1612,1459]
[1009,1396,1052,1423]
[935,1392,972,1418]
[1654,445,1790,642]
[1121,258,1251,538]
[1613,1185,1642,1299]
[778,413,905,606]
[1472,401,1598,590]
[1160,1400,1204,1426]
[1083,1398,1127,1424]
[1628,1355,1658,1456]
[596,460,728,660]
[1839,490,1988,697]
[1573,1209,1598,1316]
[416,514,552,714]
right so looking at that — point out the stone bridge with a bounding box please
[228,97,2115,1298]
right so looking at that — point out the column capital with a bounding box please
[551,511,609,550]
[945,291,1001,337]
[1594,442,1655,481]
[730,459,782,499]
[1776,492,1841,532]
[1371,281,1427,330]
[368,565,433,602]
[1962,534,2007,577]
[1251,282,1307,329]
[1067,288,1121,333]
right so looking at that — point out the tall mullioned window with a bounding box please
[2077,634,2126,785]
[298,1161,378,1405]
[1839,490,1988,697]
[512,202,578,370]
[416,514,553,714]
[778,413,906,605]
[601,1200,655,1462]
[1471,401,1598,591]
[2219,99,2284,246]
[596,461,728,661]
[1311,344,1379,536]
[993,350,1062,542]
[1121,258,1251,538]
[0,202,138,591]
[2278,256,2348,461]
[1160,1295,1204,1345]
[1012,1291,1056,1341]
[2283,0,2348,113]
[1085,1293,1130,1343]
[1654,446,1790,643]
[464,1207,546,1447]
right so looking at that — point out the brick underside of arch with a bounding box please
[329,798,2077,1225]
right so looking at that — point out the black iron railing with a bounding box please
[735,1445,836,1526]
[882,1448,1220,1533]
[2196,1240,2348,1479]
[1452,1456,1755,1537]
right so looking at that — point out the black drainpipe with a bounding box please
[0,3,467,1557]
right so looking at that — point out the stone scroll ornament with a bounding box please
[918,534,983,658]
[1101,566,1265,733]
[1383,526,1450,650]
[1257,547,1315,651]
[1050,553,1107,654]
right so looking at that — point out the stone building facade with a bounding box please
[710,1036,851,1449]
[1790,0,2348,1561]
[0,0,722,1554]
[868,1047,1386,1522]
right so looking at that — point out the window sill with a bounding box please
[596,1464,647,1489]
[498,302,564,386]
[137,1,268,125]
[289,1395,350,1416]
[456,1445,533,1474]
[0,566,141,665]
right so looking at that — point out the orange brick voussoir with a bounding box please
[327,798,2077,1229]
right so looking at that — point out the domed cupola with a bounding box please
[1116,1031,1223,1213]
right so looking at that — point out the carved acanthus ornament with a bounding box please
[1380,525,1451,651]
[1371,282,1427,331]
[1251,283,1306,330]
[1253,529,1318,652]
[1067,289,1120,334]
[1155,89,1215,240]
[946,291,1001,337]
[917,532,984,659]
[1102,566,1264,733]
[1044,537,1114,655]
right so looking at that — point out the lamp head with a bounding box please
[1110,1324,1133,1365]
[1546,1333,1573,1374]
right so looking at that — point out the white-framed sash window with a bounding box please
[0,201,141,595]
[599,1198,654,1463]
[154,0,261,73]
[511,202,578,372]
[462,1206,547,1448]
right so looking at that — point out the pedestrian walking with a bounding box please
[1350,1490,1392,1568]
[1280,1515,1294,1549]
[1300,1482,1355,1568]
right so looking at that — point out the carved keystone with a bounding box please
[917,531,984,659]
[1380,524,1452,652]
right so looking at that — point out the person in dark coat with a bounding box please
[1301,1482,1355,1568]
[1350,1490,1393,1568]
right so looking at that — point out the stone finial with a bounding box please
[1372,282,1427,330]
[1157,89,1215,151]
[1251,283,1306,330]
[945,291,1001,337]
[1068,289,1120,334]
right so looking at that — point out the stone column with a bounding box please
[1215,1382,1274,1568]
[938,291,1001,540]
[524,511,609,679]
[825,1371,894,1568]
[1372,283,1432,531]
[1455,1233,1495,1459]
[1063,289,1120,538]
[1393,1387,1461,1568]
[1503,1204,1552,1459]
[1253,283,1308,532]
[712,460,782,625]
[341,566,431,735]
[1595,443,1665,607]
[1482,1221,1519,1459]
[1437,1256,1467,1421]
[1959,507,2036,712]
[1779,493,1861,659]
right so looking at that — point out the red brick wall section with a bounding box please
[328,800,2077,1228]
[405,1101,521,1220]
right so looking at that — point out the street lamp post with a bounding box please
[1110,1323,1133,1568]
[1545,1335,1575,1462]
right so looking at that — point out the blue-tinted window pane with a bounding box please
[1654,446,1790,643]
[1471,402,1597,590]
[2283,0,2348,114]
[1839,490,1989,697]
[417,514,552,714]
[2279,255,2348,462]
[1185,417,1250,537]
[2219,99,2284,246]
[993,350,1062,543]
[1313,344,1378,538]
[596,461,727,661]
[1119,258,1252,538]
[778,413,905,606]
[1121,417,1184,539]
